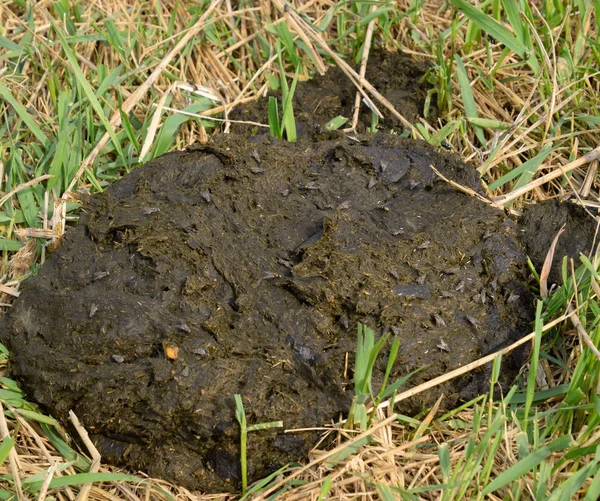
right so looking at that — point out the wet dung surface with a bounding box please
[0,133,535,491]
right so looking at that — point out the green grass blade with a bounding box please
[246,421,283,432]
[0,239,24,252]
[0,389,27,403]
[363,332,390,395]
[467,117,509,129]
[377,336,400,403]
[500,0,524,43]
[488,146,554,191]
[96,63,125,98]
[0,80,49,148]
[324,115,348,131]
[450,0,527,57]
[546,446,600,501]
[280,66,299,142]
[381,366,424,400]
[0,489,14,500]
[268,96,281,139]
[50,20,126,169]
[524,300,544,423]
[102,19,125,59]
[354,323,370,395]
[482,435,572,496]
[454,55,487,147]
[318,476,333,500]
[11,408,59,427]
[41,424,91,471]
[23,472,144,492]
[234,394,246,429]
[0,437,15,465]
[267,22,299,67]
[358,7,395,28]
[239,463,292,501]
[481,435,573,496]
[326,434,372,467]
[508,383,570,404]
[0,378,21,393]
[439,443,450,484]
[47,124,73,192]
[16,186,39,229]
[0,35,20,53]
[429,119,461,146]
[374,482,397,501]
[149,101,210,160]
[584,458,600,501]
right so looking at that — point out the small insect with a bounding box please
[417,241,431,250]
[432,312,446,327]
[142,207,160,215]
[441,141,453,151]
[443,267,460,275]
[199,190,211,203]
[339,313,349,330]
[176,321,191,333]
[89,303,99,318]
[112,354,125,364]
[466,315,478,327]
[250,166,265,174]
[251,149,261,163]
[455,280,465,291]
[437,339,450,352]
[262,271,280,280]
[277,258,294,269]
[93,271,109,281]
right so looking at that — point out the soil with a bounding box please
[1,50,595,493]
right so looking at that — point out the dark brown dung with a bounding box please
[0,132,535,491]
[519,200,599,287]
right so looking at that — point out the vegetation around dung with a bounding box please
[1,0,600,499]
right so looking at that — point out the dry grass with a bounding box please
[1,0,600,499]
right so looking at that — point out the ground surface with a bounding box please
[0,47,597,495]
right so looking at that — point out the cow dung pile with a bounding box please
[2,52,590,492]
